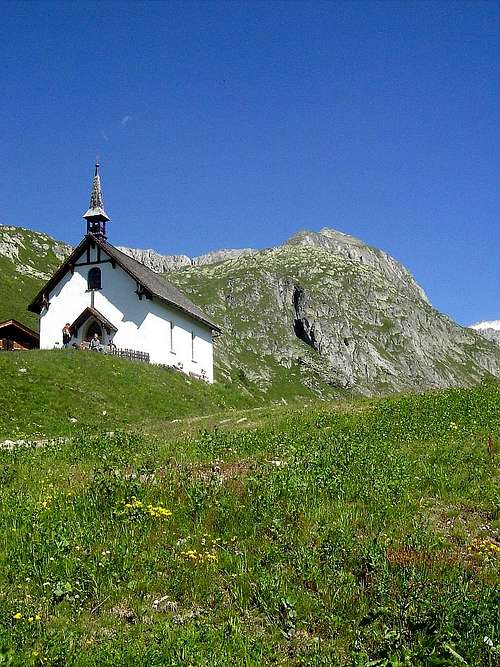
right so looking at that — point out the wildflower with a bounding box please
[117,498,172,520]
[205,552,218,563]
[35,614,41,621]
[117,497,144,515]
[469,537,500,558]
[146,504,172,519]
[13,613,22,620]
[28,617,34,623]
[180,549,218,564]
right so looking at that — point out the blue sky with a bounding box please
[1,1,498,325]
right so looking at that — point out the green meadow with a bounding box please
[0,350,326,442]
[0,352,498,665]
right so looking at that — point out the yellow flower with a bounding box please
[205,553,218,563]
[13,612,22,620]
[146,504,172,518]
[35,614,41,621]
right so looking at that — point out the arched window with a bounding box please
[87,267,102,290]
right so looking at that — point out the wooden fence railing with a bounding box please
[108,347,150,363]
[78,341,149,363]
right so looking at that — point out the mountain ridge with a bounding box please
[0,223,498,395]
[164,233,500,393]
[116,245,258,273]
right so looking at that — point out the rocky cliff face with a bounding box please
[167,229,500,394]
[0,226,71,279]
[116,247,191,273]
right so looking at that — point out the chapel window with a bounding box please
[191,331,196,362]
[87,267,102,290]
[169,321,174,353]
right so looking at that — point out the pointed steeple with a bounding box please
[83,163,110,238]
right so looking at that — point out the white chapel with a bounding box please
[28,165,220,382]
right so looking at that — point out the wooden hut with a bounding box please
[0,319,39,351]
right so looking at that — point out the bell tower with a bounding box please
[83,163,110,239]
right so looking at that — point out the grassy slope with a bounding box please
[0,251,42,330]
[0,350,324,440]
[0,226,69,330]
[0,381,498,665]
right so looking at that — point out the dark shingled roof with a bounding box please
[0,319,39,341]
[99,240,220,331]
[28,234,221,332]
[70,306,118,335]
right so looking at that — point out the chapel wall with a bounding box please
[38,248,214,382]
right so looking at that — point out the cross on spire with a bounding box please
[83,163,110,239]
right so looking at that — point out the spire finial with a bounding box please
[83,162,110,238]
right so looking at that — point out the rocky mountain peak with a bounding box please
[285,227,429,304]
[470,320,500,345]
[286,227,367,249]
[471,320,500,331]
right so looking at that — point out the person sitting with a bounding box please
[89,333,102,351]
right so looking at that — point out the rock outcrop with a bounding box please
[168,228,500,394]
[117,246,257,272]
[0,226,72,327]
[116,247,192,273]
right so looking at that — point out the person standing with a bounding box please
[62,323,72,348]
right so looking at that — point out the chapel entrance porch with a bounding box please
[70,306,117,348]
